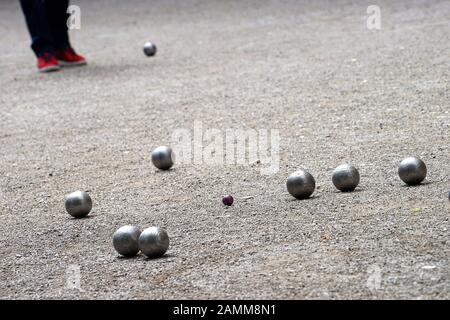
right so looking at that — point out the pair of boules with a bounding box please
[287,164,360,199]
[331,157,427,188]
[113,225,169,258]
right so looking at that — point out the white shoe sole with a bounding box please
[58,60,87,67]
[38,65,60,73]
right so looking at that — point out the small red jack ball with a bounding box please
[222,195,234,206]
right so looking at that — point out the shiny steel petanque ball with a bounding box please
[113,225,141,257]
[398,157,427,185]
[138,227,170,258]
[143,42,157,57]
[65,191,92,218]
[286,169,316,199]
[332,164,360,192]
[151,146,174,170]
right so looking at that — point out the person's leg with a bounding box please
[19,0,55,57]
[44,0,70,49]
[44,0,87,66]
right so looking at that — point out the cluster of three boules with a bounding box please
[113,225,169,258]
[64,192,169,258]
[287,157,429,199]
[108,146,173,259]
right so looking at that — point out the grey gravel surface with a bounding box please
[0,0,449,299]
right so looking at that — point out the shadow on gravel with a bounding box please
[115,253,175,261]
[143,254,175,262]
[333,189,365,194]
[116,255,140,261]
[154,168,175,174]
[288,195,321,202]
[68,215,95,220]
[400,181,434,188]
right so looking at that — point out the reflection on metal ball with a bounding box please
[286,169,315,199]
[398,157,427,185]
[65,191,92,218]
[138,227,169,258]
[113,225,141,257]
[332,164,360,192]
[151,146,174,170]
[143,42,157,57]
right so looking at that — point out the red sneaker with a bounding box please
[55,47,87,67]
[37,52,60,73]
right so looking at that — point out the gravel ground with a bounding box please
[0,0,449,299]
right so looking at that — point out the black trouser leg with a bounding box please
[44,0,71,50]
[19,0,54,57]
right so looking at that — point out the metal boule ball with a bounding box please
[332,164,360,192]
[138,227,169,258]
[143,42,157,57]
[286,169,316,199]
[65,190,92,218]
[151,146,174,170]
[113,225,141,257]
[398,157,427,185]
